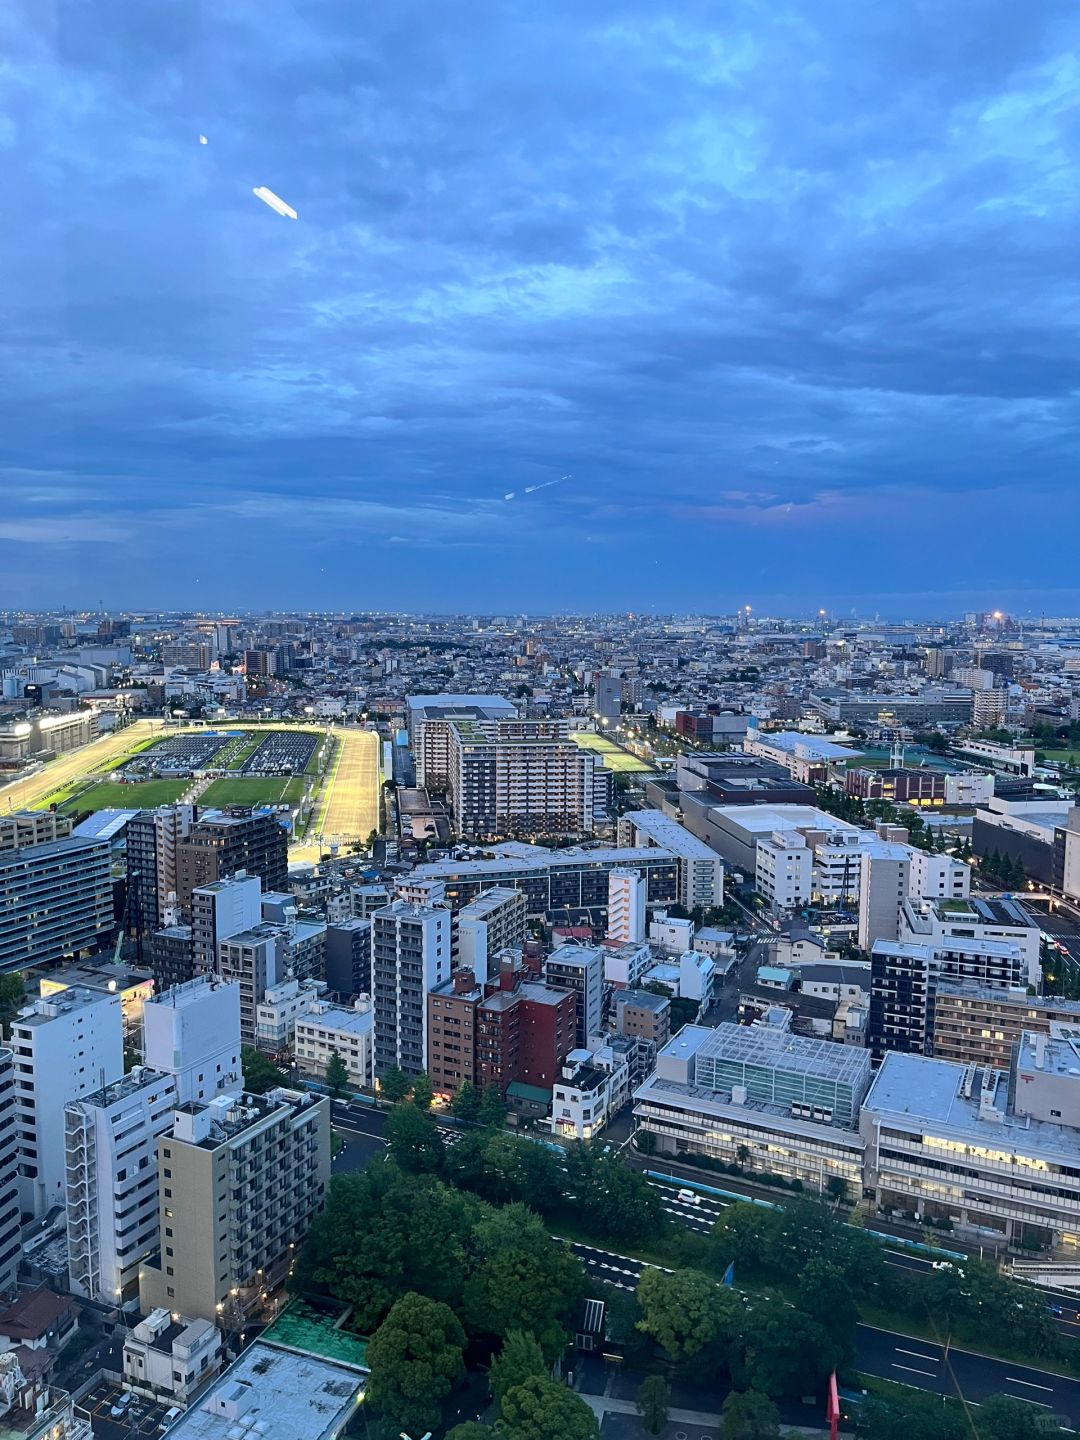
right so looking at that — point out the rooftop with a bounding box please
[694,1020,872,1085]
[163,1340,363,1440]
[412,845,678,879]
[622,809,721,859]
[261,1300,368,1372]
[748,730,859,760]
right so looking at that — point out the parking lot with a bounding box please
[80,1380,176,1438]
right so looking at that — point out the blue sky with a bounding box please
[2,1,1078,616]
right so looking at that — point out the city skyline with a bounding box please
[3,2,1077,612]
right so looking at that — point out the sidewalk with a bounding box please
[578,1391,723,1426]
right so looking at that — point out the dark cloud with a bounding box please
[0,0,1077,613]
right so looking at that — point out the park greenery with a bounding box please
[296,1084,1071,1435]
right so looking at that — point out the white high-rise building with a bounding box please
[857,844,911,952]
[65,1067,176,1303]
[190,873,262,975]
[456,886,527,978]
[907,850,971,902]
[755,831,812,915]
[607,869,646,945]
[372,900,452,1076]
[12,988,124,1217]
[0,1050,21,1298]
[142,977,242,1105]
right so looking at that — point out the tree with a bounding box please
[796,1259,858,1362]
[742,1309,834,1398]
[462,1205,585,1359]
[565,1140,669,1245]
[411,1069,434,1110]
[477,1083,507,1129]
[490,1330,548,1404]
[0,973,25,1038]
[293,1168,479,1331]
[324,1049,349,1099]
[498,1376,600,1440]
[379,1065,410,1103]
[633,1127,656,1156]
[241,1045,280,1095]
[451,1079,480,1124]
[385,1099,444,1174]
[722,1389,780,1440]
[482,1133,562,1212]
[635,1375,671,1436]
[635,1268,738,1364]
[977,1393,1060,1439]
[446,1426,495,1440]
[366,1291,466,1436]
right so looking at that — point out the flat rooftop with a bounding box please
[163,1340,363,1440]
[708,804,860,836]
[623,809,722,859]
[748,731,859,760]
[694,1020,872,1086]
[412,845,678,879]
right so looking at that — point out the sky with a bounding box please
[2,0,1079,617]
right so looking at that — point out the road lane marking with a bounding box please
[1005,1376,1054,1391]
[892,1363,937,1378]
[895,1347,939,1362]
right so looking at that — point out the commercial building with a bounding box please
[755,831,812,914]
[160,1338,365,1440]
[634,1025,869,1199]
[868,936,1027,1059]
[0,1051,21,1298]
[123,1308,223,1408]
[190,873,262,976]
[455,887,527,977]
[139,1087,330,1323]
[551,1042,631,1141]
[931,983,1080,1070]
[294,1000,374,1090]
[811,689,974,728]
[12,988,124,1217]
[408,843,680,916]
[126,805,197,938]
[372,899,451,1076]
[593,672,622,723]
[616,809,724,910]
[860,1035,1080,1248]
[544,943,604,1047]
[64,1067,176,1303]
[702,804,860,877]
[845,767,947,807]
[900,895,1040,987]
[0,837,112,973]
[744,730,859,784]
[175,807,288,913]
[142,977,242,1106]
[0,811,72,853]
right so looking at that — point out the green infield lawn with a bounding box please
[199,775,307,808]
[56,779,191,814]
[570,731,655,773]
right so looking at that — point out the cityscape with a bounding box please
[5,0,1080,1438]
[0,608,1078,1439]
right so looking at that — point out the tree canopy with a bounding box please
[489,1330,548,1405]
[365,1291,466,1436]
[498,1376,600,1440]
[240,1045,280,1095]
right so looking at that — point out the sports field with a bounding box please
[199,776,307,809]
[570,731,655,773]
[55,778,191,814]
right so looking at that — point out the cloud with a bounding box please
[0,0,1077,611]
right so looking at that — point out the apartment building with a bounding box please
[0,837,112,973]
[755,831,812,914]
[65,1067,176,1302]
[907,850,971,902]
[607,869,646,945]
[614,990,671,1048]
[634,1025,869,1200]
[255,978,325,1053]
[426,961,576,1098]
[12,988,124,1217]
[139,1088,330,1323]
[616,810,724,911]
[123,1308,223,1407]
[0,1051,21,1297]
[455,887,526,977]
[408,694,516,791]
[142,977,242,1105]
[447,716,596,839]
[544,944,604,1048]
[868,936,1027,1059]
[0,811,72,852]
[126,805,197,938]
[931,983,1080,1070]
[294,1000,374,1090]
[900,896,1041,986]
[408,844,679,915]
[150,922,195,992]
[175,808,288,913]
[857,844,911,950]
[324,918,372,1000]
[190,874,262,975]
[372,899,451,1076]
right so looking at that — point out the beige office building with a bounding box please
[139,1088,330,1323]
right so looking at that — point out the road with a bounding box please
[567,1239,1080,1427]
